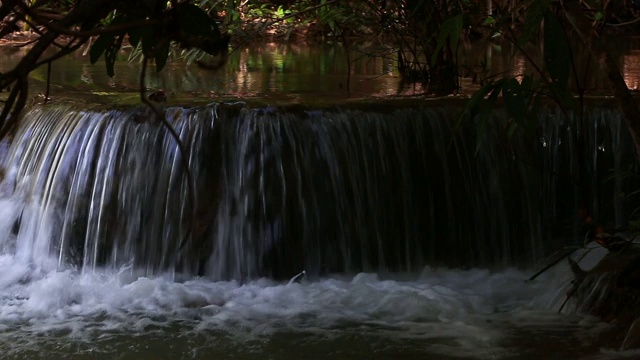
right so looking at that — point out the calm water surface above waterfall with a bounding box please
[2,38,640,102]
[1,41,640,358]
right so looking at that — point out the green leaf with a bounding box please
[128,28,143,48]
[451,82,495,144]
[478,81,502,122]
[177,3,221,38]
[475,84,503,155]
[90,13,133,67]
[104,35,124,77]
[89,34,114,64]
[431,14,463,66]
[518,0,549,46]
[548,83,577,113]
[483,16,495,26]
[155,40,170,72]
[503,78,526,124]
[520,74,534,94]
[543,12,570,91]
[141,29,155,57]
[448,14,463,58]
[466,81,499,116]
[451,78,505,151]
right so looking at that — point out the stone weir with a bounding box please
[0,101,635,280]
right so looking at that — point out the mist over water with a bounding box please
[0,102,636,358]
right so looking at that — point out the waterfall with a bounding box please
[0,102,635,280]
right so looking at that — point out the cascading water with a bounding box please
[3,103,635,278]
[0,102,637,359]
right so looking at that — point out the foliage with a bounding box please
[0,1,231,252]
[174,0,356,65]
[462,1,577,141]
[0,0,229,138]
[464,0,640,146]
[460,0,640,250]
[372,0,465,95]
[176,1,470,94]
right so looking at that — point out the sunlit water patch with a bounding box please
[0,256,624,359]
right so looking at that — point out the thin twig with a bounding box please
[0,76,27,140]
[44,60,51,104]
[16,1,161,37]
[34,37,84,68]
[528,246,582,281]
[139,56,196,253]
[336,23,351,96]
[13,37,40,48]
[0,78,21,132]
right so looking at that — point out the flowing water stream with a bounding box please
[0,101,638,358]
[0,255,611,360]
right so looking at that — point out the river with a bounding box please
[1,40,640,359]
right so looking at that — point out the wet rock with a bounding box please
[622,317,640,350]
[570,242,640,348]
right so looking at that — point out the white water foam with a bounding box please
[0,180,616,359]
[0,247,585,359]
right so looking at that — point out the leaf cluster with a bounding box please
[0,0,229,138]
[89,1,229,76]
[462,0,579,147]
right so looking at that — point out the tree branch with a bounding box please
[139,56,197,253]
[18,2,162,38]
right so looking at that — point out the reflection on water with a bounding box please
[457,36,640,96]
[1,38,640,102]
[624,54,640,90]
[623,39,640,90]
[0,43,412,102]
